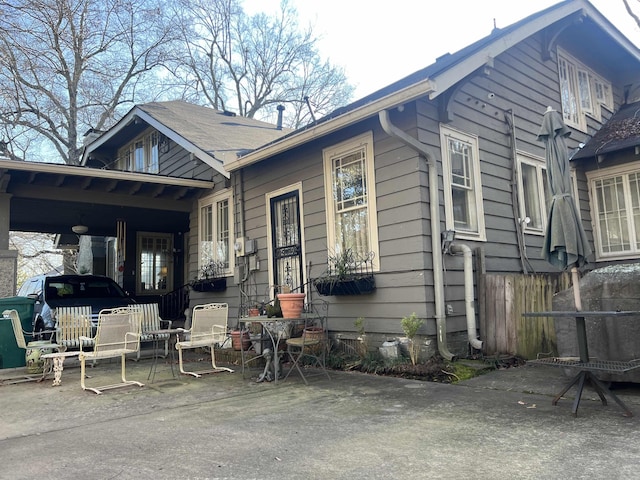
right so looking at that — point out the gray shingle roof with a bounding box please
[137,100,289,162]
[572,101,640,160]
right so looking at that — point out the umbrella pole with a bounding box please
[571,266,589,362]
[571,267,582,311]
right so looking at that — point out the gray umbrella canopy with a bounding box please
[538,108,591,311]
[537,108,591,271]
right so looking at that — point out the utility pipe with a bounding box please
[448,243,483,350]
[378,109,455,361]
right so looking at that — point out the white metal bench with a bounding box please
[55,306,94,350]
[79,307,144,394]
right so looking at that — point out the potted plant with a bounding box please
[190,260,227,292]
[313,249,376,296]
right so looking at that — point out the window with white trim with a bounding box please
[137,232,172,294]
[517,153,549,234]
[117,130,159,173]
[557,49,612,131]
[323,132,379,268]
[588,164,640,260]
[440,125,485,241]
[198,190,233,276]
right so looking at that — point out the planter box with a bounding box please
[314,275,375,296]
[190,277,227,292]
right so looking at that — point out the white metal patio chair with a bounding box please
[175,303,234,378]
[1,309,62,385]
[79,307,143,394]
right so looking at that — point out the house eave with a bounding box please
[81,107,229,179]
[0,158,215,189]
[225,78,437,171]
[227,0,638,172]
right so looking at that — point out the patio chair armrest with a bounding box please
[160,318,173,329]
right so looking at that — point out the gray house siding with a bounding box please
[158,138,213,181]
[184,6,639,353]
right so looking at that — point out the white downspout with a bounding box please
[448,243,483,350]
[378,109,455,361]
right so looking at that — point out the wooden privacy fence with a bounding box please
[478,273,571,359]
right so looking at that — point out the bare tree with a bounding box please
[170,0,354,128]
[623,0,640,27]
[10,232,63,286]
[0,0,177,165]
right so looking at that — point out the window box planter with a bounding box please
[190,277,227,292]
[313,275,375,296]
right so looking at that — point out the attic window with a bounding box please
[557,48,612,132]
[117,130,160,173]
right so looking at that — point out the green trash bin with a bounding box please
[0,296,36,369]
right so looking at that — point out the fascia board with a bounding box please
[0,158,214,189]
[430,4,586,100]
[225,78,436,171]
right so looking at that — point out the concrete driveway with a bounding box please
[1,353,639,479]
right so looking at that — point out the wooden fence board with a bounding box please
[480,272,571,358]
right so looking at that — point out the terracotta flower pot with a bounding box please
[276,293,305,318]
[230,330,251,351]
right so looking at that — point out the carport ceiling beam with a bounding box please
[10,185,194,212]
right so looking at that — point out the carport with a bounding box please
[0,157,213,298]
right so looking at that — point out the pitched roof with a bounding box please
[572,101,640,160]
[82,100,289,177]
[225,0,640,172]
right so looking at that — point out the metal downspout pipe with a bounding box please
[378,109,455,361]
[448,243,483,350]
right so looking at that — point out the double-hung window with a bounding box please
[440,125,485,241]
[323,132,379,268]
[588,164,640,260]
[557,49,612,131]
[517,153,549,234]
[198,190,233,276]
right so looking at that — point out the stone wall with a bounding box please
[0,250,18,297]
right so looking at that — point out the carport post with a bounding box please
[0,192,18,296]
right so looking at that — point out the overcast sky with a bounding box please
[243,0,640,98]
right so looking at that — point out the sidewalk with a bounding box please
[1,352,639,479]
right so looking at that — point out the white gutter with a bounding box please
[448,243,483,350]
[378,109,455,361]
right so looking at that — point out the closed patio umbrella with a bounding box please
[537,107,591,311]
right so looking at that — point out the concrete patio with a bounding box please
[1,351,640,479]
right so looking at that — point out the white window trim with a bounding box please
[557,48,613,131]
[440,125,486,242]
[587,162,640,261]
[117,129,159,173]
[517,152,547,236]
[136,231,173,295]
[322,131,380,271]
[265,183,307,299]
[198,189,234,277]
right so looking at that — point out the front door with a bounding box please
[269,189,304,293]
